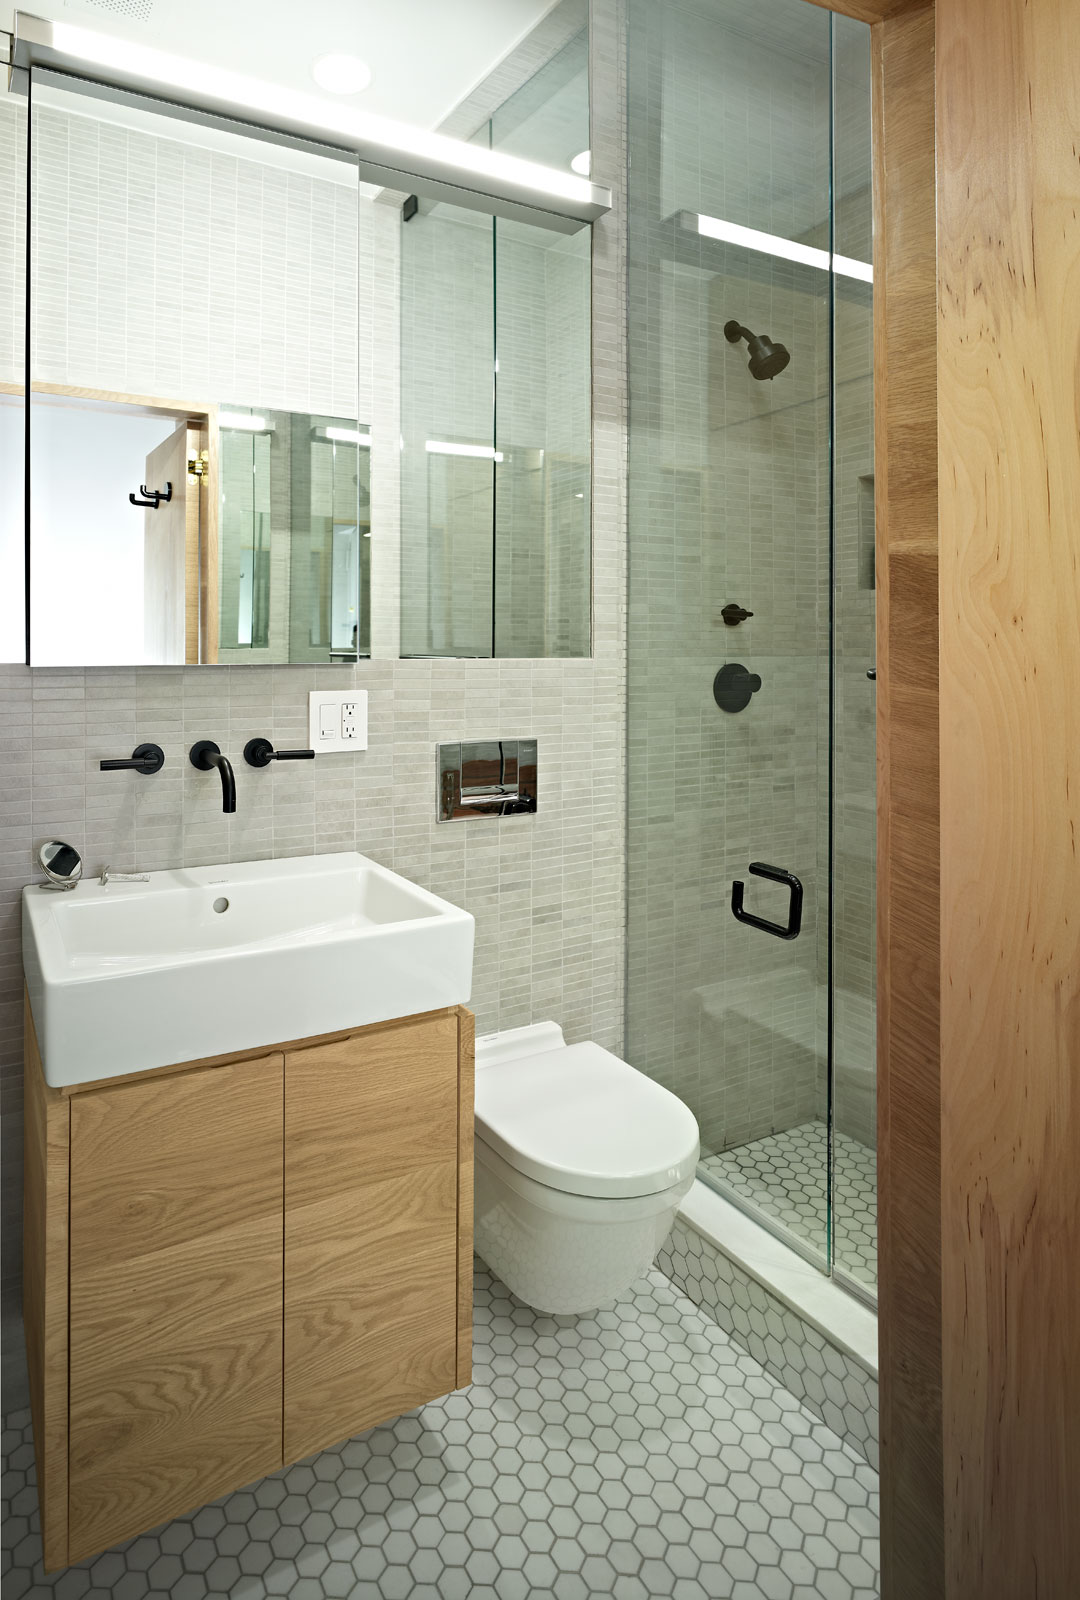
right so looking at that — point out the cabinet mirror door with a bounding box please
[23,76,369,667]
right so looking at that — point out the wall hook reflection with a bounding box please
[129,482,173,509]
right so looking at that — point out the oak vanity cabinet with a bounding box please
[68,1055,286,1562]
[23,998,474,1572]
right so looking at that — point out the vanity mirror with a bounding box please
[37,839,82,891]
[3,18,595,666]
[20,78,368,667]
[26,392,370,666]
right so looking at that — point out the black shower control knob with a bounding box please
[721,603,754,627]
[713,663,762,714]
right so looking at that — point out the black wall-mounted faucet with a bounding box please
[189,741,236,813]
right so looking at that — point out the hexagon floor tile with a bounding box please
[2,1263,879,1599]
[702,1122,878,1292]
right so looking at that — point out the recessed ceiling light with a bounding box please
[570,150,591,176]
[311,53,373,95]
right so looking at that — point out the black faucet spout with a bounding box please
[189,741,237,813]
[211,752,236,813]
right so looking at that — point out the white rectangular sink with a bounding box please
[23,852,475,1088]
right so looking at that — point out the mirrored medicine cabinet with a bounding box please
[0,22,592,667]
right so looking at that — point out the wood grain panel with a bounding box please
[456,1006,475,1388]
[185,422,205,665]
[142,425,190,664]
[26,381,211,417]
[22,997,70,1573]
[198,414,219,663]
[871,10,943,1599]
[284,1013,461,1462]
[67,1055,284,1562]
[69,1054,284,1268]
[804,0,933,23]
[937,0,1080,1592]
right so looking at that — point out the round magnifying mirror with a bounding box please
[38,840,83,891]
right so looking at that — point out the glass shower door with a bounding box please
[627,0,876,1295]
[829,14,877,1298]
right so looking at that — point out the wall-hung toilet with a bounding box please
[474,1022,700,1314]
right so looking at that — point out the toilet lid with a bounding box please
[475,1042,700,1199]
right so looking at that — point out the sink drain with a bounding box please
[213,897,230,914]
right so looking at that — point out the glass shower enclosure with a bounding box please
[626,0,877,1301]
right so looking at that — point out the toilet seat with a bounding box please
[475,1040,700,1200]
[475,1134,693,1222]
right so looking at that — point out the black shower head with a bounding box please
[724,320,791,381]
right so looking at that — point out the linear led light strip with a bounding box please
[693,214,873,283]
[317,426,371,446]
[11,14,611,232]
[225,418,372,444]
[426,441,504,462]
[218,411,272,432]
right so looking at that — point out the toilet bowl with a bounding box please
[474,1022,700,1314]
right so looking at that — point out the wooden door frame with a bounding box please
[866,9,941,1597]
[810,0,942,1594]
[802,1,1079,1596]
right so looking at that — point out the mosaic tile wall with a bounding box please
[28,104,364,419]
[0,4,629,1415]
[658,1217,879,1471]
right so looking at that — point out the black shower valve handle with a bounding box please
[713,663,762,713]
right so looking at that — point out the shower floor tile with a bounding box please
[701,1121,878,1292]
[2,1264,879,1600]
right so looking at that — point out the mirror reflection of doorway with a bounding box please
[27,389,212,667]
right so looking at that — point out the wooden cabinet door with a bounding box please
[67,1056,284,1562]
[284,1012,463,1461]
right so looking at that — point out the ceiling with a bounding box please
[2,0,561,129]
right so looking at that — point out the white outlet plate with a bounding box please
[308,690,368,753]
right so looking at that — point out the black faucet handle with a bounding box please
[244,738,315,768]
[100,743,165,775]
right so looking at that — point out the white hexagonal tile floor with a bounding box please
[2,1263,879,1600]
[702,1123,878,1292]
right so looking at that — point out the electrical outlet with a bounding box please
[308,690,368,753]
